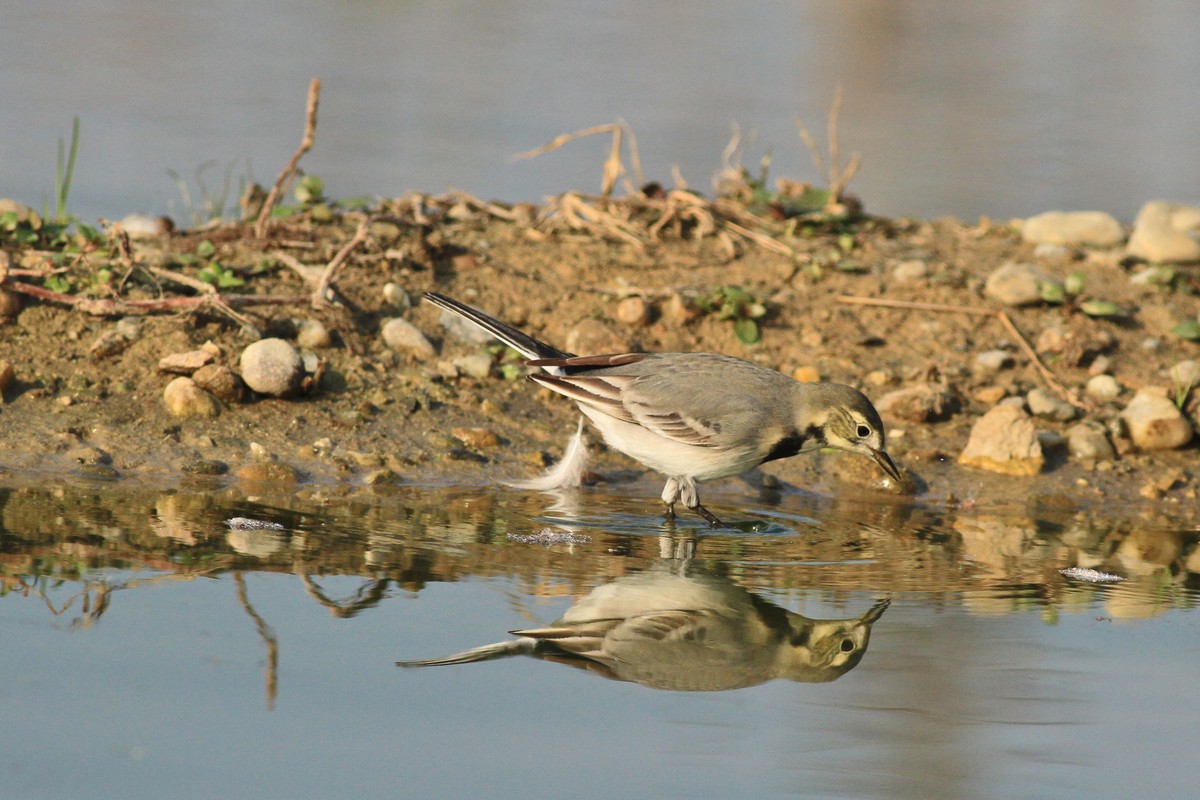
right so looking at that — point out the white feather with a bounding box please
[505,417,589,491]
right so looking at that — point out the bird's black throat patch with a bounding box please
[760,426,823,464]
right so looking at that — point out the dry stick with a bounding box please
[3,279,309,316]
[835,294,1086,408]
[254,78,321,240]
[312,215,372,308]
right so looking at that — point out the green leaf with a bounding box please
[733,317,760,345]
[1171,319,1200,341]
[1039,281,1065,304]
[45,275,72,293]
[195,239,216,258]
[498,363,524,381]
[1080,299,1121,317]
[1064,270,1085,296]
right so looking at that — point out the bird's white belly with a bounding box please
[581,408,760,481]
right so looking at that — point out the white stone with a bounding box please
[1022,210,1124,247]
[1086,374,1122,400]
[1066,424,1116,461]
[891,259,929,284]
[240,338,304,396]
[985,262,1061,306]
[958,404,1044,475]
[162,377,220,418]
[1027,388,1076,422]
[1120,389,1194,450]
[1127,200,1200,263]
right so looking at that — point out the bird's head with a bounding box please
[807,384,901,482]
[779,598,891,682]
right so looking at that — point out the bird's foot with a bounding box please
[693,503,724,528]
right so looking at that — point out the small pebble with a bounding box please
[615,296,652,326]
[382,317,436,359]
[1065,423,1116,462]
[162,377,220,418]
[985,262,1060,306]
[1086,374,1122,400]
[240,338,304,396]
[158,350,215,375]
[192,364,246,403]
[1027,388,1076,422]
[382,283,412,309]
[1127,200,1200,263]
[234,461,301,483]
[297,319,332,349]
[452,426,501,449]
[891,259,928,284]
[452,353,494,379]
[974,349,1014,375]
[792,366,821,383]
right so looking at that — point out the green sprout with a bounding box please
[700,286,768,345]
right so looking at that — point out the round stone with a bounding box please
[239,338,304,396]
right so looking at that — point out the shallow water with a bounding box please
[2,478,1197,799]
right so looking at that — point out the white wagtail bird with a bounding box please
[397,561,890,689]
[424,292,901,526]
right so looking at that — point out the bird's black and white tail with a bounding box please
[424,292,571,362]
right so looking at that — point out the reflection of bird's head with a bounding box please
[778,598,890,683]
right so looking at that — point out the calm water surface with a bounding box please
[4,2,1200,224]
[2,479,1197,799]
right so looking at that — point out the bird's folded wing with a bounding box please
[531,373,723,446]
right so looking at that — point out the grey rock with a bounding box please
[1027,388,1076,422]
[876,383,959,423]
[1066,423,1116,462]
[985,262,1060,306]
[382,317,437,359]
[1022,210,1124,247]
[240,338,304,396]
[1127,200,1200,263]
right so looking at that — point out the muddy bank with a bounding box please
[0,187,1198,516]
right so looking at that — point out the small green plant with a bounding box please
[700,286,767,345]
[198,261,245,289]
[1170,366,1197,410]
[55,116,80,224]
[1171,318,1200,342]
[1039,271,1123,318]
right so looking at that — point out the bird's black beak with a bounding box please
[870,448,903,483]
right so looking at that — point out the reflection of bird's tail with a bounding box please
[396,638,534,668]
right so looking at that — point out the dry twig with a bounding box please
[796,85,861,206]
[254,78,321,239]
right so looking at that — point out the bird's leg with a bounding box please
[661,477,681,523]
[692,503,724,528]
[674,476,724,528]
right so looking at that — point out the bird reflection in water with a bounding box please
[397,561,889,690]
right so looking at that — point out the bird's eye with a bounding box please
[840,639,856,653]
[856,424,871,438]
